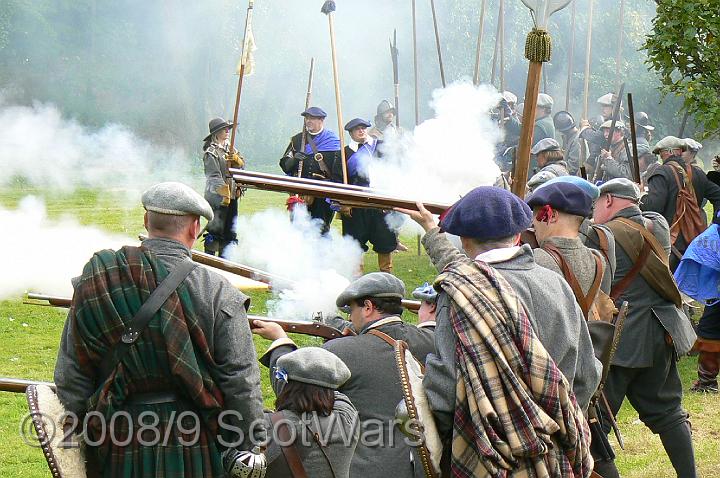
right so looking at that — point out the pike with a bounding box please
[626,92,642,184]
[411,0,420,126]
[321,1,348,184]
[24,293,345,341]
[390,29,400,128]
[582,0,595,119]
[511,0,573,198]
[472,0,488,86]
[429,0,446,87]
[614,0,626,89]
[564,0,577,112]
[592,82,625,182]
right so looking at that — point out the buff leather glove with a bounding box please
[216,184,231,206]
[226,151,245,169]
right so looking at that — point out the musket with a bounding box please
[0,377,55,394]
[231,170,451,214]
[138,234,293,288]
[296,58,315,180]
[592,82,625,182]
[390,29,400,128]
[24,293,344,341]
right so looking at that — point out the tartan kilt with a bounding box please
[89,400,225,478]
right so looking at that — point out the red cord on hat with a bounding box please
[536,205,554,223]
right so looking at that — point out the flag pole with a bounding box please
[229,0,254,153]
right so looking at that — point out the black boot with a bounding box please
[594,458,621,478]
[659,422,697,478]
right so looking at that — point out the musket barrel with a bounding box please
[232,172,450,214]
[0,377,56,394]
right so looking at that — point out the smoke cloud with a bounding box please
[0,99,198,198]
[0,196,132,299]
[225,206,363,320]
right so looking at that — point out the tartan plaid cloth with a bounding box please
[435,259,593,478]
[70,246,225,477]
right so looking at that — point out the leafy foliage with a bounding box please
[644,0,720,137]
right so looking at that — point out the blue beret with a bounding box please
[538,175,600,200]
[301,106,327,118]
[439,187,532,240]
[526,182,593,217]
[344,118,372,131]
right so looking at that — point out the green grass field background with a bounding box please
[0,185,718,477]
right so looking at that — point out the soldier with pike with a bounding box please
[202,117,245,257]
[280,106,342,234]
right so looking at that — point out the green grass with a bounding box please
[1,187,719,476]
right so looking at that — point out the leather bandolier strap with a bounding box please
[606,217,683,307]
[542,243,603,320]
[270,411,308,478]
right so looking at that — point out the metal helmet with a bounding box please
[553,110,575,133]
[635,111,655,131]
[376,99,396,116]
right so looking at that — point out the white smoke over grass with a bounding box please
[225,206,363,321]
[370,81,503,233]
[0,197,133,299]
[0,100,197,199]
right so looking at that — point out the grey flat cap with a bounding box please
[531,138,561,155]
[537,93,554,108]
[597,93,615,106]
[653,136,686,154]
[336,272,405,308]
[683,138,703,152]
[599,178,641,202]
[276,347,350,389]
[142,182,214,221]
[600,119,626,129]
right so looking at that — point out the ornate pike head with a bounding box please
[521,0,573,28]
[321,0,336,15]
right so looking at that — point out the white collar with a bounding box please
[474,246,522,264]
[349,136,375,152]
[417,321,436,329]
[308,127,323,136]
[364,316,402,331]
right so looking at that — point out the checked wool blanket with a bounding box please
[435,259,593,478]
[70,246,225,477]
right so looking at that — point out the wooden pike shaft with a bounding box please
[565,0,577,112]
[499,0,505,91]
[490,3,502,87]
[232,172,451,214]
[582,0,595,119]
[472,0,487,86]
[326,10,348,184]
[230,0,255,152]
[614,0,625,89]
[511,61,543,198]
[412,0,419,125]
[429,0,446,87]
[627,92,641,184]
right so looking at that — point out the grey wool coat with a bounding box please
[604,206,696,367]
[322,317,435,478]
[260,345,359,478]
[420,228,601,430]
[54,238,267,449]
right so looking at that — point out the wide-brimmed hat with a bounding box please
[203,117,234,142]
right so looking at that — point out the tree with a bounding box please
[644,0,720,138]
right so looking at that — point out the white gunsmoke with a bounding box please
[0,197,133,299]
[0,100,198,198]
[225,206,363,320]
